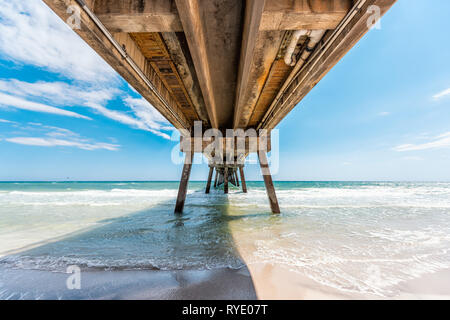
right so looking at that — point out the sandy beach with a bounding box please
[2,263,449,300]
[0,266,257,300]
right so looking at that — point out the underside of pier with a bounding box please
[43,0,396,213]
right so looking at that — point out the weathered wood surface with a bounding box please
[224,167,229,194]
[261,0,352,30]
[239,166,248,193]
[258,151,280,214]
[214,169,218,188]
[175,0,243,128]
[94,0,183,32]
[175,152,194,213]
[205,166,214,194]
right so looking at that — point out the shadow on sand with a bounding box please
[0,188,258,300]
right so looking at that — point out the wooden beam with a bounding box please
[239,167,248,193]
[235,170,240,187]
[174,0,220,128]
[218,172,224,187]
[205,166,214,194]
[42,0,190,130]
[261,0,352,30]
[262,0,397,130]
[233,0,266,129]
[175,152,194,213]
[94,0,183,32]
[258,151,280,214]
[224,167,229,194]
[214,169,218,188]
[230,170,236,187]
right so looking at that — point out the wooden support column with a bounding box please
[175,152,194,214]
[230,170,236,186]
[239,167,248,193]
[258,152,280,214]
[235,170,240,187]
[214,169,218,188]
[205,166,214,194]
[224,167,229,194]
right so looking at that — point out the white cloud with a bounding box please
[0,79,118,108]
[433,88,450,100]
[0,79,173,139]
[0,0,117,83]
[0,2,173,139]
[6,137,119,151]
[2,122,119,151]
[378,112,390,116]
[393,132,450,152]
[0,92,91,119]
[0,118,16,124]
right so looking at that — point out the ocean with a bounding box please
[0,181,449,297]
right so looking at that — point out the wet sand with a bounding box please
[242,262,450,300]
[1,264,450,300]
[0,266,257,300]
[231,229,450,300]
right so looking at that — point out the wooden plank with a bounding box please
[174,0,220,128]
[175,152,194,213]
[94,0,183,32]
[180,135,272,153]
[258,151,280,214]
[205,166,214,194]
[239,166,248,193]
[263,0,397,130]
[233,0,266,129]
[95,14,183,32]
[161,32,210,124]
[42,0,190,130]
[261,0,352,30]
[130,32,200,123]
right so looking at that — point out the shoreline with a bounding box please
[0,266,257,300]
[1,263,450,300]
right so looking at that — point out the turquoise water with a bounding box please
[1,181,450,296]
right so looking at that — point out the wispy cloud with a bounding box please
[0,0,117,83]
[433,88,450,100]
[393,132,450,152]
[4,123,120,151]
[0,92,91,119]
[0,79,173,139]
[0,1,173,139]
[0,118,17,124]
[6,137,119,151]
[378,112,390,116]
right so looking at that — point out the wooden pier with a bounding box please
[43,0,396,214]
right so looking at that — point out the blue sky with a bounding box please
[0,0,449,181]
